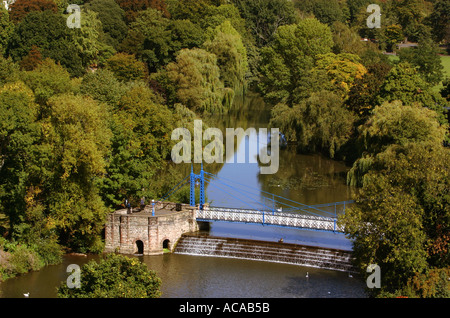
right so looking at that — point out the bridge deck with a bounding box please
[197,206,343,232]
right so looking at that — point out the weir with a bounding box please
[174,234,357,273]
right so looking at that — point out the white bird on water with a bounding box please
[306,272,309,278]
[24,292,29,298]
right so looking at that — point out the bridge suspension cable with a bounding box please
[204,171,346,217]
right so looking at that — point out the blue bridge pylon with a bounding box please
[190,163,205,210]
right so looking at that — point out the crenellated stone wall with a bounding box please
[104,203,199,255]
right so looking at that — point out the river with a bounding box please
[0,93,367,298]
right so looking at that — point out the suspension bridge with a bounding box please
[156,164,353,233]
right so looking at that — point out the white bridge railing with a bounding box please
[197,206,343,232]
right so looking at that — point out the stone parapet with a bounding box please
[105,203,199,255]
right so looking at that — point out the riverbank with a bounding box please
[0,241,62,283]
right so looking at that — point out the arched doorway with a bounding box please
[162,239,170,251]
[135,240,144,254]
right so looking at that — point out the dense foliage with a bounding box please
[57,253,162,298]
[0,0,448,298]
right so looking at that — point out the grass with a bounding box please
[439,54,450,77]
[433,55,450,92]
[387,54,450,92]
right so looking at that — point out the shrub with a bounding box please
[57,253,162,298]
[9,245,43,275]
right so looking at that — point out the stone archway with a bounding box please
[135,240,144,254]
[162,239,170,251]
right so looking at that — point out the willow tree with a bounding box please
[164,47,232,113]
[70,8,116,68]
[203,20,249,96]
[270,90,356,158]
[347,100,447,187]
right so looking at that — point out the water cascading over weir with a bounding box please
[174,234,357,273]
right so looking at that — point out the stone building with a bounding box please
[104,202,199,255]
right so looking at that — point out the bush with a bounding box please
[57,253,162,298]
[0,238,60,280]
[32,238,63,266]
[9,245,43,275]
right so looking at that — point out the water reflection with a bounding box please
[204,92,355,210]
[140,254,366,298]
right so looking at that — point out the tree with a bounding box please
[85,0,128,50]
[57,253,161,298]
[390,268,450,298]
[346,0,372,24]
[79,68,127,106]
[0,6,14,56]
[116,0,170,23]
[346,62,392,118]
[376,62,448,125]
[70,8,116,68]
[270,91,356,158]
[203,20,248,94]
[311,53,367,99]
[7,11,84,77]
[105,53,147,82]
[0,56,20,86]
[341,141,450,295]
[231,0,298,47]
[199,3,248,38]
[164,48,231,113]
[44,93,112,252]
[259,18,334,105]
[331,22,366,56]
[427,0,450,46]
[9,0,58,24]
[340,167,429,294]
[0,81,39,236]
[347,100,447,187]
[100,82,176,208]
[120,8,204,72]
[394,0,432,42]
[295,0,347,26]
[22,58,73,106]
[166,0,212,22]
[19,45,42,71]
[398,37,444,86]
[440,77,450,102]
[381,24,404,52]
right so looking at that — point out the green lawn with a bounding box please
[434,55,450,92]
[440,54,450,78]
[387,54,450,92]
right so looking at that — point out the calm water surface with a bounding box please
[0,253,366,298]
[0,93,367,298]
